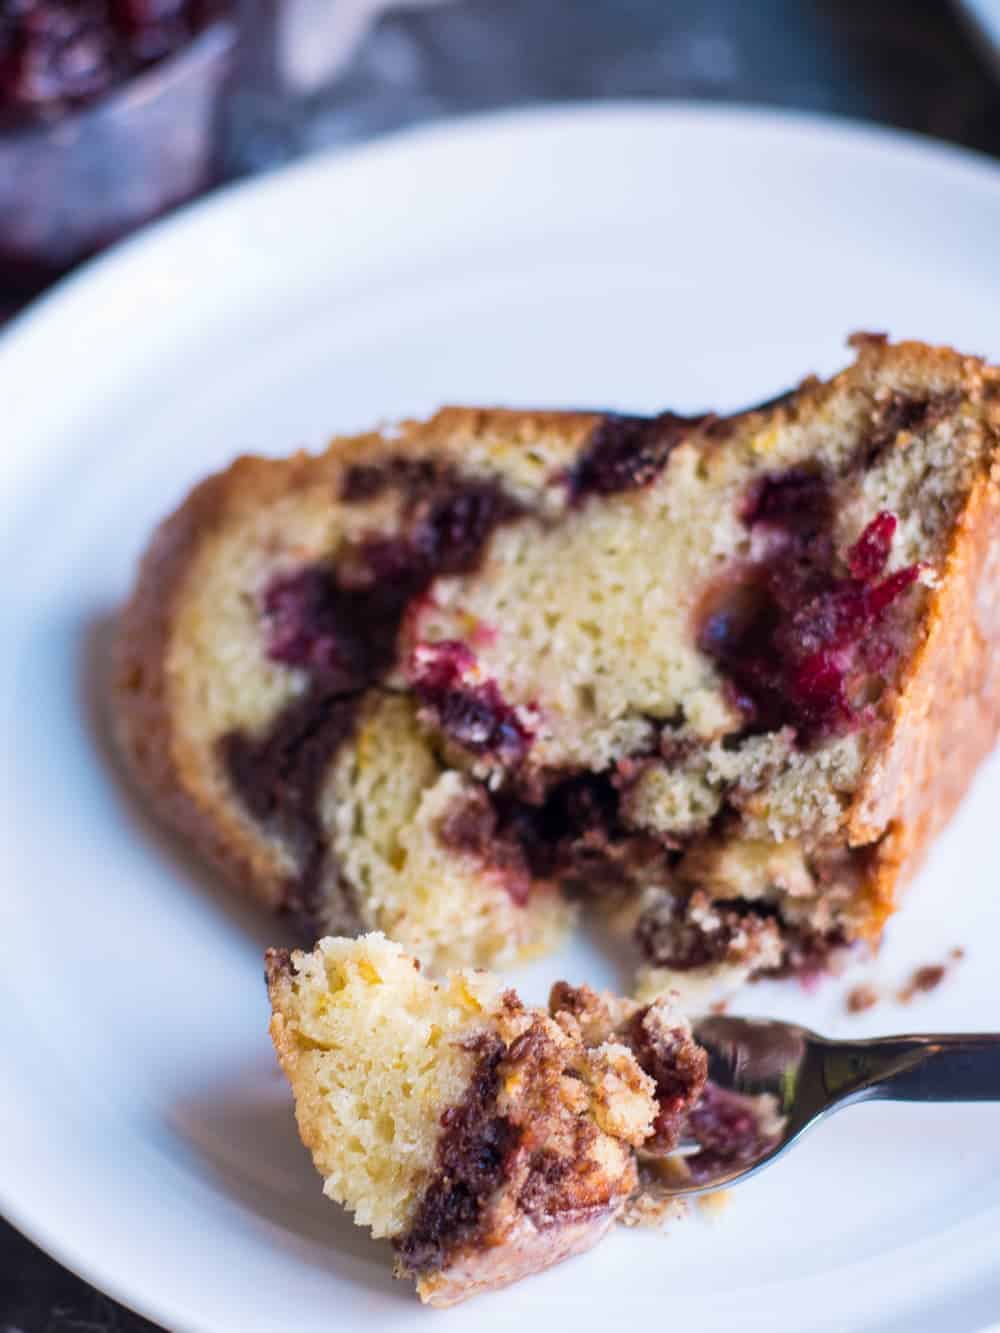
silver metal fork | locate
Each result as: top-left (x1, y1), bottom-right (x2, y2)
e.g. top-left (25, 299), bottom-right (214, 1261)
top-left (662, 1014), bottom-right (1000, 1195)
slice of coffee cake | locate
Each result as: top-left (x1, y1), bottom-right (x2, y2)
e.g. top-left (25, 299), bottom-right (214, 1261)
top-left (265, 933), bottom-right (705, 1306)
top-left (115, 336), bottom-right (1000, 990)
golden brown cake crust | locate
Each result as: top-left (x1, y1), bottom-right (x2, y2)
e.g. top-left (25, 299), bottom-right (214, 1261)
top-left (415, 1210), bottom-right (620, 1308)
top-left (854, 464), bottom-right (1000, 933)
top-left (831, 339), bottom-right (1000, 933)
top-left (111, 459), bottom-right (284, 904)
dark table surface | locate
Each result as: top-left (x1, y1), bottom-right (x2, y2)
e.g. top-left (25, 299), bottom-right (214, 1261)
top-left (2, 0), bottom-right (998, 1328)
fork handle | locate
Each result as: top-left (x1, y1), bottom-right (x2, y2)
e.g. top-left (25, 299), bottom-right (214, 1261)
top-left (826, 1034), bottom-right (1000, 1104)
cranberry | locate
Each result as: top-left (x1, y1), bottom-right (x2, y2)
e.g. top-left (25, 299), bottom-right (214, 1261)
top-left (0, 2), bottom-right (115, 109)
top-left (262, 565), bottom-right (412, 695)
top-left (260, 469), bottom-right (523, 717)
top-left (862, 562), bottom-right (920, 617)
top-left (847, 510), bottom-right (896, 580)
top-left (700, 477), bottom-right (921, 744)
top-left (416, 485), bottom-right (521, 574)
top-left (0, 0), bottom-right (209, 116)
top-left (789, 650), bottom-right (851, 729)
top-left (264, 568), bottom-right (365, 689)
top-left (742, 467), bottom-right (832, 535)
top-left (349, 476), bottom-right (520, 593)
top-left (410, 642), bottom-right (534, 766)
top-left (410, 640), bottom-right (476, 691)
top-left (569, 412), bottom-right (705, 501)
top-left (686, 1083), bottom-right (770, 1181)
top-left (355, 534), bottom-right (420, 584)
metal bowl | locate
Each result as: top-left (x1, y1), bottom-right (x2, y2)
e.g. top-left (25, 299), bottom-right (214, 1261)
top-left (0, 16), bottom-right (237, 284)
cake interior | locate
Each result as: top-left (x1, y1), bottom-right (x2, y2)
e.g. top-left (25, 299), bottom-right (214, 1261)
top-left (164, 341), bottom-right (997, 990)
top-left (267, 934), bottom-right (707, 1304)
top-left (266, 934), bottom-right (500, 1241)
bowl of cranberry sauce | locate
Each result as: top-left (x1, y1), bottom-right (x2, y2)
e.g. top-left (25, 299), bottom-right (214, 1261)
top-left (0, 0), bottom-right (235, 284)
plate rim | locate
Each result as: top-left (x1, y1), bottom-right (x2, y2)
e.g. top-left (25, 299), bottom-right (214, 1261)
top-left (5, 94), bottom-right (1000, 354)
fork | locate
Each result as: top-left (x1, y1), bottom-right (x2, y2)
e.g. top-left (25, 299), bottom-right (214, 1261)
top-left (661, 1014), bottom-right (1000, 1195)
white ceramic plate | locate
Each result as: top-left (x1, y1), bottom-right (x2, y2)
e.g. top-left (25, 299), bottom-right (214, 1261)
top-left (2, 105), bottom-right (1000, 1333)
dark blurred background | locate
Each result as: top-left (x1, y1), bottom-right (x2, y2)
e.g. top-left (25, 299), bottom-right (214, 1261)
top-left (1, 0), bottom-right (998, 1326)
top-left (274, 0), bottom-right (1000, 154)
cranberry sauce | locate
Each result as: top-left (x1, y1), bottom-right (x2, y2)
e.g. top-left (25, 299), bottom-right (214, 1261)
top-left (699, 468), bottom-right (920, 743)
top-left (220, 461), bottom-right (525, 921)
top-left (410, 641), bottom-right (534, 768)
top-left (0, 1), bottom-right (220, 119)
top-left (568, 411), bottom-right (707, 502)
top-left (684, 1082), bottom-right (781, 1185)
top-left (263, 565), bottom-right (410, 693)
top-left (259, 464), bottom-right (523, 697)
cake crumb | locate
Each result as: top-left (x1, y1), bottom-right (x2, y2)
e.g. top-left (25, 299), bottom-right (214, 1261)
top-left (622, 1156), bottom-right (692, 1229)
top-left (709, 999), bottom-right (729, 1015)
top-left (623, 1163), bottom-right (690, 1229)
top-left (697, 1190), bottom-right (731, 1219)
top-left (846, 983), bottom-right (879, 1015)
top-left (621, 1192), bottom-right (688, 1229)
top-left (949, 946), bottom-right (966, 962)
top-left (897, 963), bottom-right (947, 1004)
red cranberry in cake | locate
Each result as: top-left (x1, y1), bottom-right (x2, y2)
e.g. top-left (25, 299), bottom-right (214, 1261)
top-left (262, 567), bottom-right (377, 690)
top-left (847, 509), bottom-right (897, 580)
top-left (114, 337), bottom-right (1000, 994)
top-left (0, 0), bottom-right (219, 119)
top-left (567, 411), bottom-right (706, 500)
top-left (699, 491), bottom-right (922, 741)
top-left (409, 640), bottom-right (535, 767)
top-left (683, 1083), bottom-right (783, 1185)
